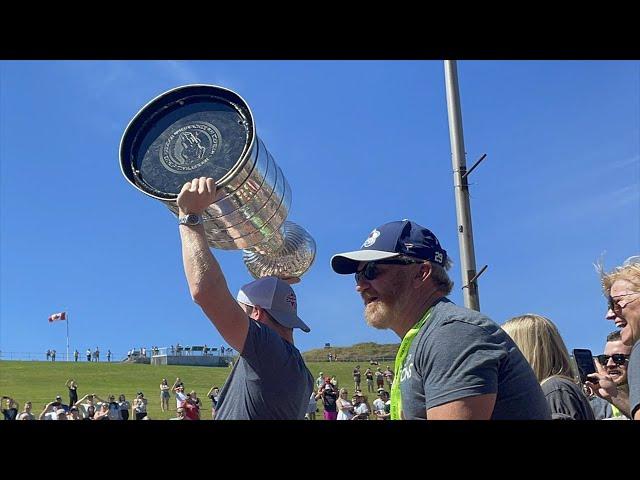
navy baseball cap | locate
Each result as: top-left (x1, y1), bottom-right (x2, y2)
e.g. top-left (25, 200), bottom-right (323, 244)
top-left (331, 220), bottom-right (448, 274)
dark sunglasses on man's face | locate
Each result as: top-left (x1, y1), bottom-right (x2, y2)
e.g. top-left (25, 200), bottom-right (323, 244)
top-left (355, 257), bottom-right (425, 283)
top-left (596, 354), bottom-right (630, 366)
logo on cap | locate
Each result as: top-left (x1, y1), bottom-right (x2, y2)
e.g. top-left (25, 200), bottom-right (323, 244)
top-left (362, 229), bottom-right (380, 248)
top-left (285, 292), bottom-right (297, 309)
top-left (434, 251), bottom-right (443, 264)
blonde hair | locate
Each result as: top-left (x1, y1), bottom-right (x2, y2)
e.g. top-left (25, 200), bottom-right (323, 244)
top-left (502, 314), bottom-right (574, 383)
top-left (596, 256), bottom-right (640, 295)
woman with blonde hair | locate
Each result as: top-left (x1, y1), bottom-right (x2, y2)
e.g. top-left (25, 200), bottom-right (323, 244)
top-left (336, 388), bottom-right (354, 420)
top-left (502, 314), bottom-right (595, 420)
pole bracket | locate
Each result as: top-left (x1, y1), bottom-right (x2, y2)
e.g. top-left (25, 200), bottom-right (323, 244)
top-left (461, 154), bottom-right (487, 180)
top-left (462, 264), bottom-right (488, 290)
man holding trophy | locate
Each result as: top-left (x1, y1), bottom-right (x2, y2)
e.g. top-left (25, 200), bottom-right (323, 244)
top-left (121, 85), bottom-right (318, 419)
top-left (176, 177), bottom-right (313, 420)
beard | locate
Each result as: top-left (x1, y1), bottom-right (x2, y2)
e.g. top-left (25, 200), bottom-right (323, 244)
top-left (363, 279), bottom-right (412, 330)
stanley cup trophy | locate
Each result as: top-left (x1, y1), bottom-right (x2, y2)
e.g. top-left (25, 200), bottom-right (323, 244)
top-left (119, 84), bottom-right (316, 280)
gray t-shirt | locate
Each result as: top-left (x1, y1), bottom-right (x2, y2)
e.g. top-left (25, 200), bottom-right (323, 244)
top-left (400, 298), bottom-right (551, 420)
top-left (589, 394), bottom-right (614, 420)
top-left (629, 340), bottom-right (640, 419)
top-left (214, 320), bottom-right (313, 420)
top-left (540, 376), bottom-right (595, 420)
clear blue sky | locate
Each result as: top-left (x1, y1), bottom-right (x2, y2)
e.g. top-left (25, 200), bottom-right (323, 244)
top-left (1, 60), bottom-right (638, 360)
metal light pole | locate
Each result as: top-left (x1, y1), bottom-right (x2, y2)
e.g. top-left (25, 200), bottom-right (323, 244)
top-left (444, 60), bottom-right (485, 311)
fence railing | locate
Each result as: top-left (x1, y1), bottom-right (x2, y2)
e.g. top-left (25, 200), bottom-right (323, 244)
top-left (302, 356), bottom-right (396, 364)
top-left (0, 347), bottom-right (236, 363)
top-left (2, 352), bottom-right (392, 364)
top-left (0, 351), bottom-right (129, 362)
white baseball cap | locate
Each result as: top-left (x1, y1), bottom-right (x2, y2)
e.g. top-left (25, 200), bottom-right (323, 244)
top-left (237, 276), bottom-right (310, 333)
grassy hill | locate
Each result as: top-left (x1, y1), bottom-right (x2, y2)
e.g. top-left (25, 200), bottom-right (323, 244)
top-left (0, 357), bottom-right (392, 420)
top-left (302, 342), bottom-right (399, 363)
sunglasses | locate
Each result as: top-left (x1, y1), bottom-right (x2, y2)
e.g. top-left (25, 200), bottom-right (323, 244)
top-left (607, 292), bottom-right (640, 312)
top-left (355, 257), bottom-right (425, 283)
top-left (596, 354), bottom-right (630, 366)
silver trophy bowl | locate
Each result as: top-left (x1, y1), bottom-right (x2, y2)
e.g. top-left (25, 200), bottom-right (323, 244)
top-left (119, 84), bottom-right (316, 279)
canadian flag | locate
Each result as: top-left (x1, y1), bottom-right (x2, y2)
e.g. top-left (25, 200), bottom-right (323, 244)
top-left (48, 312), bottom-right (67, 322)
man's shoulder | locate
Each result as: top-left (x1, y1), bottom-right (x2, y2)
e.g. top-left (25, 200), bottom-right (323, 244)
top-left (429, 299), bottom-right (499, 333)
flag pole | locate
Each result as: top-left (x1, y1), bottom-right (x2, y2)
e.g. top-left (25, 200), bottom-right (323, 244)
top-left (66, 311), bottom-right (70, 362)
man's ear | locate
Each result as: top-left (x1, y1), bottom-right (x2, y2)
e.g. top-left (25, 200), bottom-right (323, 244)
top-left (415, 262), bottom-right (433, 285)
top-left (251, 304), bottom-right (264, 320)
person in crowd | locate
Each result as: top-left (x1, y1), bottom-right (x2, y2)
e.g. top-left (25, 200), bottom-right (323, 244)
top-left (316, 378), bottom-right (338, 420)
top-left (1, 396), bottom-right (19, 420)
top-left (53, 408), bottom-right (67, 420)
top-left (74, 349), bottom-right (79, 362)
top-left (175, 175), bottom-right (313, 420)
top-left (352, 391), bottom-right (370, 420)
top-left (383, 365), bottom-right (394, 389)
top-left (94, 347), bottom-right (100, 362)
top-left (52, 394), bottom-right (69, 413)
top-left (38, 401), bottom-right (61, 420)
top-left (83, 405), bottom-right (96, 420)
top-left (86, 348), bottom-right (92, 362)
top-left (74, 393), bottom-right (105, 419)
top-left (118, 394), bottom-right (130, 421)
top-left (107, 350), bottom-right (112, 362)
top-left (207, 386), bottom-right (220, 419)
top-left (353, 365), bottom-right (362, 392)
top-left (65, 379), bottom-right (78, 407)
top-left (133, 392), bottom-right (148, 420)
top-left (172, 377), bottom-right (185, 388)
top-left (106, 395), bottom-right (122, 420)
top-left (587, 256), bottom-right (640, 420)
top-left (364, 368), bottom-right (374, 393)
top-left (373, 390), bottom-right (391, 420)
top-left (336, 388), bottom-right (354, 420)
top-left (588, 330), bottom-right (632, 419)
top-left (51, 350), bottom-right (56, 362)
top-left (305, 389), bottom-right (318, 420)
top-left (502, 314), bottom-right (595, 420)
top-left (160, 378), bottom-right (171, 412)
top-left (189, 390), bottom-right (202, 410)
top-left (174, 384), bottom-right (187, 410)
top-left (315, 371), bottom-right (325, 390)
top-left (170, 407), bottom-right (186, 420)
top-left (46, 349), bottom-right (51, 361)
top-left (17, 400), bottom-right (35, 420)
top-left (375, 367), bottom-right (385, 390)
top-left (330, 219), bottom-right (550, 419)
top-left (183, 392), bottom-right (201, 420)
top-left (93, 403), bottom-right (111, 420)
top-left (67, 406), bottom-right (81, 420)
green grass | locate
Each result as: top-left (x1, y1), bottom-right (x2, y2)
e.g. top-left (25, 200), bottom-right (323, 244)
top-left (0, 360), bottom-right (388, 419)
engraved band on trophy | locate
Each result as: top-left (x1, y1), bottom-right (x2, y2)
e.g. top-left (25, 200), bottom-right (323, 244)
top-left (119, 84), bottom-right (316, 280)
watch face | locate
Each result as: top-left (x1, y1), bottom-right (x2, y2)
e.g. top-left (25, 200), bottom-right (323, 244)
top-left (181, 214), bottom-right (201, 225)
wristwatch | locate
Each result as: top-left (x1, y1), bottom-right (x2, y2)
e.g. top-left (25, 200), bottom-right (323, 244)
top-left (178, 213), bottom-right (203, 226)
